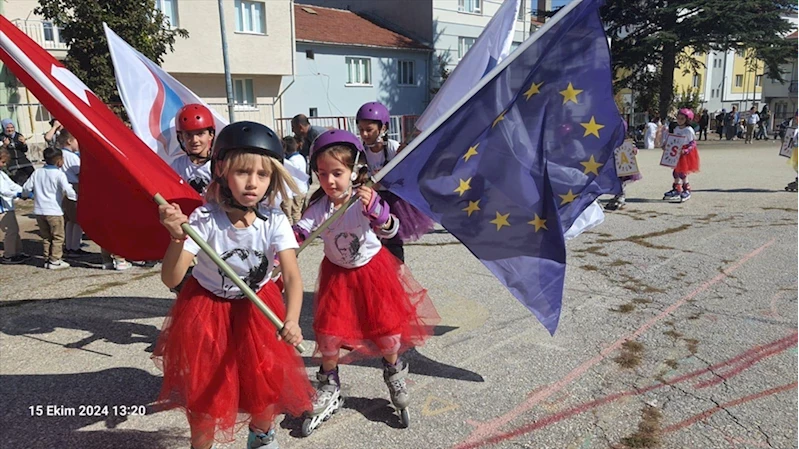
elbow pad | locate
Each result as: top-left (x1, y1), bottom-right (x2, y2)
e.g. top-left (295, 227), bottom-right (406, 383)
top-left (363, 192), bottom-right (391, 228)
top-left (293, 225), bottom-right (309, 244)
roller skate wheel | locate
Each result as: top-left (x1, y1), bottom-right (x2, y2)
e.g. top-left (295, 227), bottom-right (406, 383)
top-left (399, 408), bottom-right (410, 428)
top-left (301, 417), bottom-right (314, 437)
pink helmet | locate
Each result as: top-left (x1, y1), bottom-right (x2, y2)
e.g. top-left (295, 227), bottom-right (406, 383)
top-left (356, 102), bottom-right (390, 127)
top-left (310, 129), bottom-right (365, 171)
top-left (678, 108), bottom-right (694, 122)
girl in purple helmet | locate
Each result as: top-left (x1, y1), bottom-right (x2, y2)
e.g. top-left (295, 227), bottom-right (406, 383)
top-left (355, 101), bottom-right (435, 262)
top-left (294, 129), bottom-right (439, 430)
top-left (663, 108), bottom-right (701, 203)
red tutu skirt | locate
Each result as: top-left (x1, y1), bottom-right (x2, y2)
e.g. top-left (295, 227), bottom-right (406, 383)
top-left (313, 247), bottom-right (440, 359)
top-left (675, 146), bottom-right (700, 175)
top-left (152, 278), bottom-right (313, 443)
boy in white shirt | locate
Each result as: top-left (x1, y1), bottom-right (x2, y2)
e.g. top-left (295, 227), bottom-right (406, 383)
top-left (0, 148), bottom-right (29, 264)
top-left (56, 129), bottom-right (88, 257)
top-left (22, 147), bottom-right (77, 269)
top-left (280, 136), bottom-right (308, 224)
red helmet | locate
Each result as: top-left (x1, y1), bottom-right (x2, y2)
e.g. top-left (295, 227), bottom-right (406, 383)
top-left (176, 104), bottom-right (215, 132)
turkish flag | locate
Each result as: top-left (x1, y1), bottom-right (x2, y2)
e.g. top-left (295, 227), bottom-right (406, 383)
top-left (0, 16), bottom-right (202, 260)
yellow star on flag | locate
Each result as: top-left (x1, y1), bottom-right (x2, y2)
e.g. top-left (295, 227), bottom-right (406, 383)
top-left (524, 81), bottom-right (543, 100)
top-left (559, 82), bottom-right (583, 104)
top-left (528, 214), bottom-right (548, 232)
top-left (559, 189), bottom-right (579, 205)
top-left (490, 211), bottom-right (511, 230)
top-left (462, 144), bottom-right (479, 162)
top-left (580, 155), bottom-right (603, 175)
top-left (492, 111), bottom-right (506, 128)
top-left (580, 116), bottom-right (605, 138)
top-left (454, 178), bottom-right (472, 196)
top-left (462, 200), bottom-right (481, 217)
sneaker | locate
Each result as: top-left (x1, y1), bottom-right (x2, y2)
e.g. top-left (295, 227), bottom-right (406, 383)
top-left (1, 254), bottom-right (29, 264)
top-left (46, 260), bottom-right (70, 270)
top-left (247, 427), bottom-right (278, 449)
top-left (102, 261), bottom-right (132, 271)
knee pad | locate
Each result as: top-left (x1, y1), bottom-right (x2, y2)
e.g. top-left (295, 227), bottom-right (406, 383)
top-left (376, 334), bottom-right (401, 356)
top-left (317, 334), bottom-right (342, 357)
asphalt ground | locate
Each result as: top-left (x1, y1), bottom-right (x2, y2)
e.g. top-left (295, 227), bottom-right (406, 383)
top-left (0, 138), bottom-right (796, 449)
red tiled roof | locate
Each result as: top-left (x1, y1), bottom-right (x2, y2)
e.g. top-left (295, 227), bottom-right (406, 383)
top-left (294, 4), bottom-right (430, 51)
top-left (787, 31), bottom-right (798, 39)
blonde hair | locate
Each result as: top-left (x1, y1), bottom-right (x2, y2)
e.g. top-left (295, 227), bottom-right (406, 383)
top-left (205, 150), bottom-right (299, 210)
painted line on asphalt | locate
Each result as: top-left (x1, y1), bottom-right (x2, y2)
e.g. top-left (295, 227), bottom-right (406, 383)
top-left (453, 238), bottom-right (776, 449)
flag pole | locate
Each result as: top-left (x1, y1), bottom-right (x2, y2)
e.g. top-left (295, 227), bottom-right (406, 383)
top-left (154, 193), bottom-right (308, 354)
top-left (372, 0), bottom-right (585, 185)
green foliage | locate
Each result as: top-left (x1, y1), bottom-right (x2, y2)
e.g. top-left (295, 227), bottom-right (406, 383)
top-left (675, 86), bottom-right (701, 111)
top-left (601, 0), bottom-right (796, 118)
top-left (35, 0), bottom-right (188, 103)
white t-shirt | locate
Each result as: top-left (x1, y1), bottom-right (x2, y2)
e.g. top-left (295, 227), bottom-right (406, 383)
top-left (170, 155), bottom-right (212, 195)
top-left (60, 149), bottom-right (80, 185)
top-left (284, 153), bottom-right (309, 195)
top-left (184, 204), bottom-right (298, 299)
top-left (363, 139), bottom-right (399, 173)
top-left (747, 113), bottom-right (760, 125)
top-left (296, 197), bottom-right (382, 269)
top-left (672, 125), bottom-right (696, 144)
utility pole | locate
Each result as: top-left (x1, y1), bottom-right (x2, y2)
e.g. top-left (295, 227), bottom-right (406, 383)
top-left (218, 0), bottom-right (235, 123)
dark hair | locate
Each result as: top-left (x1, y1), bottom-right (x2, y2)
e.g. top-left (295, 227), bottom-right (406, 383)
top-left (55, 129), bottom-right (73, 148)
top-left (44, 147), bottom-right (63, 165)
top-left (282, 136), bottom-right (298, 154)
top-left (291, 114), bottom-right (310, 127)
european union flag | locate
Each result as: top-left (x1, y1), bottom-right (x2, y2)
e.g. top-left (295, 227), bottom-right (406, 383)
top-left (379, 0), bottom-right (624, 334)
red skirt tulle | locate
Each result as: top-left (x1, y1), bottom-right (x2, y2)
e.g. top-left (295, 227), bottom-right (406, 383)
top-left (313, 247), bottom-right (440, 360)
top-left (152, 278), bottom-right (313, 443)
top-left (675, 146), bottom-right (700, 174)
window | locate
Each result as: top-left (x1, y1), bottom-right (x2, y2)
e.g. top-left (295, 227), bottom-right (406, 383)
top-left (459, 36), bottom-right (476, 59)
top-left (755, 75), bottom-right (763, 87)
top-left (305, 49), bottom-right (314, 59)
top-left (735, 75), bottom-right (743, 87)
top-left (517, 2), bottom-right (525, 20)
top-left (309, 108), bottom-right (318, 117)
top-left (156, 0), bottom-right (179, 27)
top-left (346, 57), bottom-right (371, 85)
top-left (235, 0), bottom-right (266, 34)
top-left (692, 74), bottom-right (701, 88)
top-left (398, 60), bottom-right (415, 86)
top-left (458, 0), bottom-right (481, 14)
top-left (233, 78), bottom-right (255, 108)
top-left (42, 21), bottom-right (66, 44)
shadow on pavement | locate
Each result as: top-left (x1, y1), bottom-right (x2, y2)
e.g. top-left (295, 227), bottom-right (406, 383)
top-left (0, 367), bottom-right (183, 448)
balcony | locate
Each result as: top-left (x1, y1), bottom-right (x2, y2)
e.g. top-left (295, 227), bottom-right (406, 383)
top-left (12, 19), bottom-right (68, 53)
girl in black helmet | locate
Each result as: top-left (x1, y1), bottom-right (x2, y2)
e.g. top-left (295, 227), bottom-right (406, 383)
top-left (154, 121), bottom-right (314, 449)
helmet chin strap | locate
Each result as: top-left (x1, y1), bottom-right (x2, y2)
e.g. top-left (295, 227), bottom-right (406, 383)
top-left (364, 136), bottom-right (383, 149)
top-left (219, 181), bottom-right (269, 221)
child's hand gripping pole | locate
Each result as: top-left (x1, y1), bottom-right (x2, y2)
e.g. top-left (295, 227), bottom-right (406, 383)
top-left (270, 179), bottom-right (374, 279)
top-left (154, 193), bottom-right (308, 354)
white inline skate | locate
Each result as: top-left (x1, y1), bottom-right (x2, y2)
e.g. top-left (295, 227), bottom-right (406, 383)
top-left (383, 357), bottom-right (411, 428)
top-left (301, 366), bottom-right (342, 437)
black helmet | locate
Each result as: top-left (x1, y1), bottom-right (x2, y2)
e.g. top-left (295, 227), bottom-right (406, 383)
top-left (211, 121), bottom-right (284, 172)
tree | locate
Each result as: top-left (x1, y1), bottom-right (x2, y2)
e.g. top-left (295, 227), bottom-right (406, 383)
top-left (601, 0), bottom-right (796, 119)
top-left (35, 0), bottom-right (188, 104)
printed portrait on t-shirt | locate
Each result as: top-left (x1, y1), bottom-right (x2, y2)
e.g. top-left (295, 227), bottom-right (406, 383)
top-left (334, 232), bottom-right (361, 265)
top-left (189, 176), bottom-right (209, 194)
top-left (216, 248), bottom-right (270, 297)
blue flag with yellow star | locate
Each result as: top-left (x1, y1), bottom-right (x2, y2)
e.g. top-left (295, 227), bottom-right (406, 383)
top-left (379, 0), bottom-right (623, 334)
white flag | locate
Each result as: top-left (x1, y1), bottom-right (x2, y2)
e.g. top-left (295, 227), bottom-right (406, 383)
top-left (416, 0), bottom-right (521, 131)
top-left (104, 24), bottom-right (228, 164)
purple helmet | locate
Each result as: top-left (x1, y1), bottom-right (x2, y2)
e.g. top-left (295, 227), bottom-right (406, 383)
top-left (356, 102), bottom-right (390, 127)
top-left (310, 129), bottom-right (365, 170)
